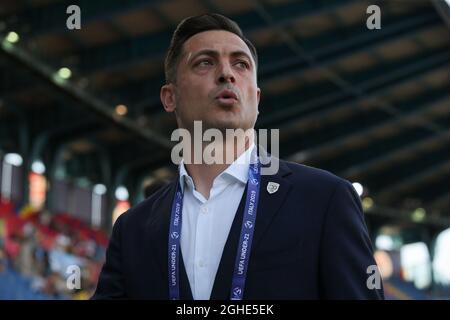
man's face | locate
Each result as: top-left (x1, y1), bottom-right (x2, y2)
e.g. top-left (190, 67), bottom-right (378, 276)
top-left (161, 30), bottom-right (260, 133)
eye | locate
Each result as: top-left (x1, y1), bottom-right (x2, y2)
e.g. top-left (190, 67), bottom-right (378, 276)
top-left (196, 59), bottom-right (213, 67)
top-left (235, 60), bottom-right (250, 69)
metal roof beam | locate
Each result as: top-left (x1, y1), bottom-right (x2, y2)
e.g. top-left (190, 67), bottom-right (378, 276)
top-left (288, 92), bottom-right (450, 164)
top-left (0, 34), bottom-right (172, 150)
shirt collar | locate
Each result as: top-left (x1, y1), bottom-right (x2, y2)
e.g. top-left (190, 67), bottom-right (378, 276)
top-left (178, 143), bottom-right (255, 193)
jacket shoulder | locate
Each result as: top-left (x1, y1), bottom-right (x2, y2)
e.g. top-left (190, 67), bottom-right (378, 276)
top-left (115, 181), bottom-right (174, 226)
top-left (280, 159), bottom-right (349, 187)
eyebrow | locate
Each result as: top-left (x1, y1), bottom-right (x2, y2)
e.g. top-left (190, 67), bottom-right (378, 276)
top-left (188, 49), bottom-right (253, 66)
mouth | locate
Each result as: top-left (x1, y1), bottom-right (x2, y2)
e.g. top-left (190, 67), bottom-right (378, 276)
top-left (215, 89), bottom-right (238, 105)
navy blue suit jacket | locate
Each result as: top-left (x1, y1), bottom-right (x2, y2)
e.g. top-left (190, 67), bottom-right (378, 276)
top-left (93, 156), bottom-right (384, 299)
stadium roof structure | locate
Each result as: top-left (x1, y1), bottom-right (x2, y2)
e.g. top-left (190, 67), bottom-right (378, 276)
top-left (0, 0), bottom-right (449, 225)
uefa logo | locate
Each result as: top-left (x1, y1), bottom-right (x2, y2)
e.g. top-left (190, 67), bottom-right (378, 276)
top-left (251, 178), bottom-right (258, 185)
top-left (171, 231), bottom-right (179, 239)
top-left (244, 221), bottom-right (253, 229)
top-left (232, 286), bottom-right (242, 298)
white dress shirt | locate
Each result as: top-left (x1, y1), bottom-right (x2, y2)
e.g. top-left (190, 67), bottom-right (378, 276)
top-left (178, 144), bottom-right (255, 300)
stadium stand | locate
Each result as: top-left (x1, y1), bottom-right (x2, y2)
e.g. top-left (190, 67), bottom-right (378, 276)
top-left (0, 199), bottom-right (106, 299)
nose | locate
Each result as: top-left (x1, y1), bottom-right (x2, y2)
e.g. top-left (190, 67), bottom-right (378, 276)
top-left (217, 62), bottom-right (236, 84)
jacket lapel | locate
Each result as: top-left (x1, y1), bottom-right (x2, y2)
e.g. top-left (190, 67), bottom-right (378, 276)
top-left (252, 159), bottom-right (292, 251)
top-left (146, 177), bottom-right (193, 300)
top-left (210, 152), bottom-right (293, 299)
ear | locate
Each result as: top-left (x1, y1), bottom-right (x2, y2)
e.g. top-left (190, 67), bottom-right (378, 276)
top-left (256, 87), bottom-right (261, 105)
top-left (160, 84), bottom-right (176, 113)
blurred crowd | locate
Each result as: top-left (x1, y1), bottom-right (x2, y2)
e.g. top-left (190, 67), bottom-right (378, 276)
top-left (0, 200), bottom-right (108, 299)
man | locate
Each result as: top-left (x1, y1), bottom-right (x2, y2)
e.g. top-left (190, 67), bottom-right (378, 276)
top-left (93, 13), bottom-right (384, 300)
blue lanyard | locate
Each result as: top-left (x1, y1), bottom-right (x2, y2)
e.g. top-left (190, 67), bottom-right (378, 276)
top-left (168, 150), bottom-right (261, 300)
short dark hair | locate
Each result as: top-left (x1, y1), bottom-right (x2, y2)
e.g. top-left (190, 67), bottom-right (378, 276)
top-left (164, 13), bottom-right (258, 84)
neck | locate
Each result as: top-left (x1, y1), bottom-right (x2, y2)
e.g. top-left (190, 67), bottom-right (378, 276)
top-left (184, 135), bottom-right (253, 199)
